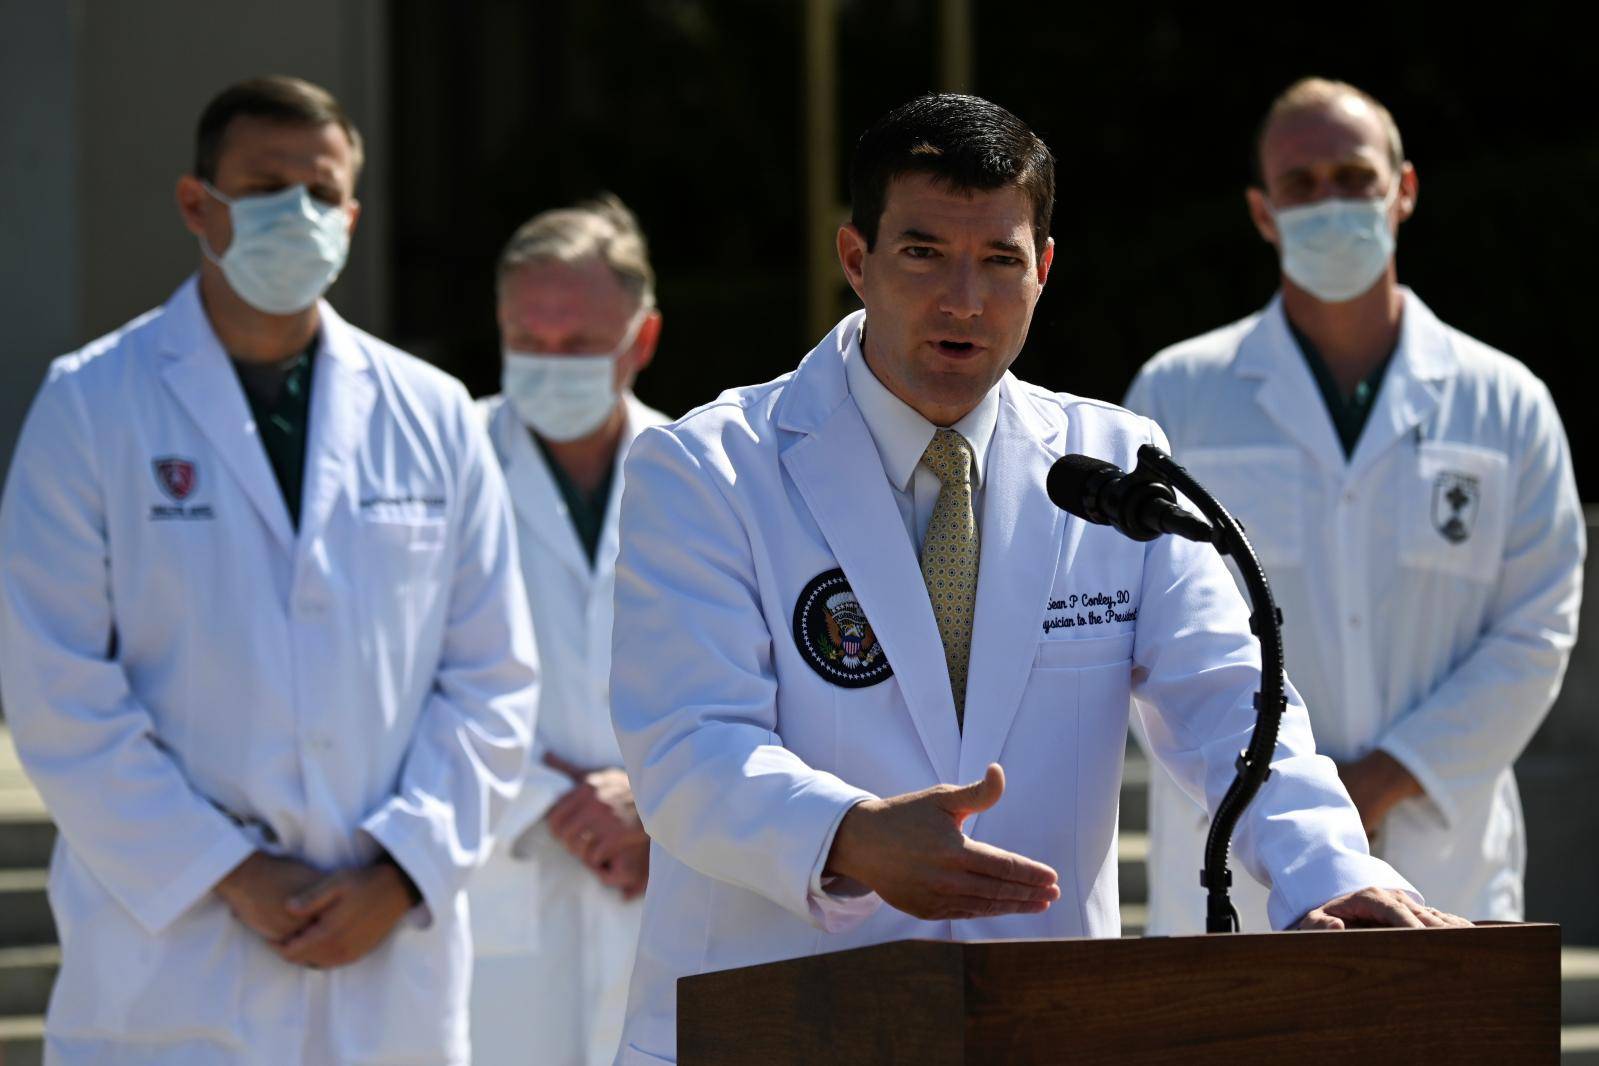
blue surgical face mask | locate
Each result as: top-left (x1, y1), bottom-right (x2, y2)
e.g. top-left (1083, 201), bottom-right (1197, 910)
top-left (200, 183), bottom-right (351, 315)
top-left (1270, 177), bottom-right (1400, 303)
top-left (501, 309), bottom-right (647, 442)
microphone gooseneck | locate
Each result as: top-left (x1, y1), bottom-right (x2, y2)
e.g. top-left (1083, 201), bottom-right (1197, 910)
top-left (1046, 445), bottom-right (1287, 934)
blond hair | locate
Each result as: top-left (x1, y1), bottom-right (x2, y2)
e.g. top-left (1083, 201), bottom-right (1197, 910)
top-left (496, 192), bottom-right (656, 310)
top-left (1254, 77), bottom-right (1404, 184)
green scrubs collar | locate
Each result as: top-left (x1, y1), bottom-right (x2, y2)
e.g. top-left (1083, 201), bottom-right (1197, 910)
top-left (534, 434), bottom-right (614, 567)
top-left (1287, 320), bottom-right (1394, 460)
top-left (233, 338), bottom-right (317, 529)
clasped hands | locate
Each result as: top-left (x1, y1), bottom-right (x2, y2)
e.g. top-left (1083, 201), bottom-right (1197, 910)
top-left (539, 752), bottom-right (650, 901)
top-left (215, 851), bottom-right (416, 969)
top-left (825, 762), bottom-right (1471, 931)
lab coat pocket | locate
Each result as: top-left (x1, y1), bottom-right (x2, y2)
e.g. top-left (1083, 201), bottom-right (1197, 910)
top-left (1176, 446), bottom-right (1305, 568)
top-left (362, 513), bottom-right (448, 551)
top-left (360, 513), bottom-right (449, 588)
top-left (1034, 632), bottom-right (1136, 670)
top-left (1399, 442), bottom-right (1510, 582)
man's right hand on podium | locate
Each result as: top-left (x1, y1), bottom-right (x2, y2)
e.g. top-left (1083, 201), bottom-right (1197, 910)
top-left (823, 763), bottom-right (1062, 921)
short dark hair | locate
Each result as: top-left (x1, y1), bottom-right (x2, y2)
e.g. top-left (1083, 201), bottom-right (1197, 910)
top-left (850, 94), bottom-right (1054, 256)
top-left (193, 75), bottom-right (364, 183)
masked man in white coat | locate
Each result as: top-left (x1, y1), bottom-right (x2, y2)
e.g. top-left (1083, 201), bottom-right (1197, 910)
top-left (469, 196), bottom-right (668, 1066)
top-left (608, 93), bottom-right (1469, 1065)
top-left (1131, 78), bottom-right (1585, 935)
top-left (0, 77), bottom-right (538, 1065)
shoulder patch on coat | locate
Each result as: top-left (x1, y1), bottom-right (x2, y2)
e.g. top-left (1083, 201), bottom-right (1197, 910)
top-left (792, 568), bottom-right (893, 688)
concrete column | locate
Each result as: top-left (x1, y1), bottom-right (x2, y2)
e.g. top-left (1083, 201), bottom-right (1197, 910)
top-left (803, 0), bottom-right (839, 343)
top-left (0, 0), bottom-right (392, 479)
top-left (939, 0), bottom-right (972, 93)
top-left (0, 0), bottom-right (81, 468)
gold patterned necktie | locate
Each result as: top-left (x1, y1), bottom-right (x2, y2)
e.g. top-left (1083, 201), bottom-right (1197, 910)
top-left (919, 428), bottom-right (980, 731)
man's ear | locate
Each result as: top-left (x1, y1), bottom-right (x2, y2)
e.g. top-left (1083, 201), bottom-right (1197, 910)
top-left (630, 310), bottom-right (662, 376)
top-left (1036, 237), bottom-right (1054, 286)
top-left (837, 223), bottom-right (870, 302)
top-left (1244, 186), bottom-right (1278, 246)
top-left (176, 175), bottom-right (210, 238)
top-left (1396, 162), bottom-right (1418, 226)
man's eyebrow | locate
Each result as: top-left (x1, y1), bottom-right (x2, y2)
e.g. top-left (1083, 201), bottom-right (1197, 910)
top-left (895, 228), bottom-right (946, 244)
top-left (988, 237), bottom-right (1026, 255)
top-left (1275, 155), bottom-right (1380, 183)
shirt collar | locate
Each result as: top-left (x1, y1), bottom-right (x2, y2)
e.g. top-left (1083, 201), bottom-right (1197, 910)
top-left (842, 318), bottom-right (999, 493)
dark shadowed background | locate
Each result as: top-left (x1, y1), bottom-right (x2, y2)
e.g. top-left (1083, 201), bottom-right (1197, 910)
top-left (383, 3), bottom-right (1595, 502)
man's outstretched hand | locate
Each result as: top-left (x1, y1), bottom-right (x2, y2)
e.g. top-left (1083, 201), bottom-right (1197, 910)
top-left (1296, 887), bottom-right (1473, 930)
top-left (824, 763), bottom-right (1060, 921)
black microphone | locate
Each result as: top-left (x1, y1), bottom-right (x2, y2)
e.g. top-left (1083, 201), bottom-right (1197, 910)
top-left (1047, 453), bottom-right (1215, 543)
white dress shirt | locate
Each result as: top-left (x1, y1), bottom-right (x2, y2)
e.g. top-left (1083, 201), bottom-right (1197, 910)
top-left (842, 321), bottom-right (999, 547)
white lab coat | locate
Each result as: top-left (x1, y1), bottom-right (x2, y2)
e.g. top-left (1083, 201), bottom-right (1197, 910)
top-left (1128, 290), bottom-right (1584, 934)
top-left (607, 312), bottom-right (1414, 1064)
top-left (0, 278), bottom-right (539, 1065)
top-left (468, 393), bottom-right (667, 1066)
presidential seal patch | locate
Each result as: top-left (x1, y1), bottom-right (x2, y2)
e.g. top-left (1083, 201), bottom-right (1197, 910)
top-left (792, 568), bottom-right (893, 687)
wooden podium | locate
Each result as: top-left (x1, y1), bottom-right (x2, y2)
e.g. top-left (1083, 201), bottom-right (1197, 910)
top-left (678, 924), bottom-right (1558, 1064)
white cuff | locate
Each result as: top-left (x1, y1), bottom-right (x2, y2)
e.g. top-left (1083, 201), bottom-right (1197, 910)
top-left (803, 795), bottom-right (882, 933)
top-left (137, 828), bottom-right (257, 936)
top-left (360, 810), bottom-right (451, 931)
top-left (1270, 850), bottom-right (1420, 931)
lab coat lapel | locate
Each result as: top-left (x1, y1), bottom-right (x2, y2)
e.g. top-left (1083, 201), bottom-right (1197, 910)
top-left (1236, 297), bottom-right (1345, 476)
top-left (496, 402), bottom-right (591, 581)
top-left (957, 377), bottom-right (1065, 786)
top-left (297, 304), bottom-right (376, 550)
top-left (779, 317), bottom-right (960, 782)
top-left (1346, 291), bottom-right (1451, 479)
top-left (594, 395), bottom-right (665, 584)
top-left (157, 278), bottom-right (295, 551)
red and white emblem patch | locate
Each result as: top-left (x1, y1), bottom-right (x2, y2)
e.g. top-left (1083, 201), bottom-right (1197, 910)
top-left (153, 457), bottom-right (198, 502)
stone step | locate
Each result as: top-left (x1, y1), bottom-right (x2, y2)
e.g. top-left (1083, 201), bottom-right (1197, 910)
top-left (0, 947), bottom-right (56, 1020)
top-left (1119, 750), bottom-right (1149, 831)
top-left (0, 819), bottom-right (54, 873)
top-left (1118, 831), bottom-right (1147, 905)
top-left (1567, 948), bottom-right (1599, 1027)
top-left (0, 871), bottom-right (53, 950)
top-left (0, 1014), bottom-right (43, 1066)
top-left (1564, 1024), bottom-right (1599, 1064)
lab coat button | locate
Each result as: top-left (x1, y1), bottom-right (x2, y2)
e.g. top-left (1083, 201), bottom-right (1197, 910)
top-left (1342, 490), bottom-right (1357, 504)
top-left (1348, 614), bottom-right (1361, 628)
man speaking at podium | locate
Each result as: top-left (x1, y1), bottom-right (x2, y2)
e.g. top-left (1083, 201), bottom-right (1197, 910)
top-left (607, 94), bottom-right (1465, 1064)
